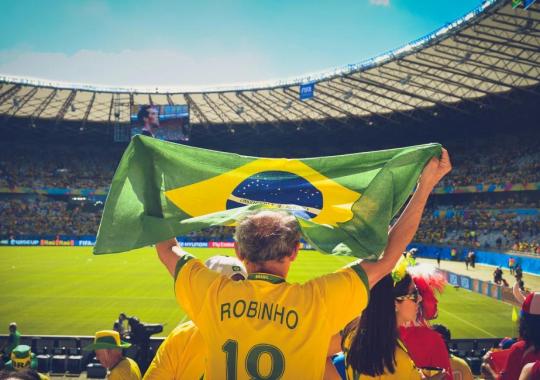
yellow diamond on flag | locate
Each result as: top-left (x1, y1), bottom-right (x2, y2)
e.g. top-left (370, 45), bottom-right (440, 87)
top-left (165, 158), bottom-right (361, 226)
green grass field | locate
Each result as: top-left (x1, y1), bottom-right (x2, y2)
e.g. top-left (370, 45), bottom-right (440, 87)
top-left (0, 247), bottom-right (515, 339)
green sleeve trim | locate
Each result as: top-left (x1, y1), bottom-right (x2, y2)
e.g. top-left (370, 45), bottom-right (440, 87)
top-left (348, 262), bottom-right (370, 305)
top-left (174, 254), bottom-right (195, 281)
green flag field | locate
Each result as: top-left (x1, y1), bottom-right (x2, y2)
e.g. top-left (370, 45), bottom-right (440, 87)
top-left (1, 246), bottom-right (515, 339)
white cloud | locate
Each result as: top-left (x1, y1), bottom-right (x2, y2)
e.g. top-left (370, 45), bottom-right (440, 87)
top-left (0, 48), bottom-right (277, 90)
top-left (369, 0), bottom-right (390, 6)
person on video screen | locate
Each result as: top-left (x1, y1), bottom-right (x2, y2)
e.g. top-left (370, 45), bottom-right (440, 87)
top-left (137, 105), bottom-right (159, 138)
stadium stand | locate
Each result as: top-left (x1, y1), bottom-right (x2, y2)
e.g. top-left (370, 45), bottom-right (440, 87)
top-left (1, 133), bottom-right (538, 255)
top-left (0, 0), bottom-right (539, 378)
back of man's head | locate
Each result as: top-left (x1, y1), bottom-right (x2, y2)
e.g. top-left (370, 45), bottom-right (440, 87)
top-left (234, 211), bottom-right (300, 264)
top-left (432, 324), bottom-right (451, 351)
top-left (137, 105), bottom-right (152, 124)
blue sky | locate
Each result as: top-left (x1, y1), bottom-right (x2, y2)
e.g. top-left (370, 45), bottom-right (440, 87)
top-left (0, 0), bottom-right (482, 88)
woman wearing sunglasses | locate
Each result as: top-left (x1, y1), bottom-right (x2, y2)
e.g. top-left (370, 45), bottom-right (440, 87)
top-left (336, 270), bottom-right (446, 380)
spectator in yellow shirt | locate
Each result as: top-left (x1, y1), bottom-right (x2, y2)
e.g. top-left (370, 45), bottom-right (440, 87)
top-left (83, 330), bottom-right (141, 380)
top-left (144, 256), bottom-right (248, 380)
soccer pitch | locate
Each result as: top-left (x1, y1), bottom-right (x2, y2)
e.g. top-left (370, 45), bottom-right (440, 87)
top-left (0, 247), bottom-right (515, 339)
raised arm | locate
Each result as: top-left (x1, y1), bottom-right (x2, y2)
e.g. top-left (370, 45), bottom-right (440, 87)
top-left (156, 238), bottom-right (189, 277)
top-left (360, 149), bottom-right (452, 288)
top-left (513, 281), bottom-right (526, 305)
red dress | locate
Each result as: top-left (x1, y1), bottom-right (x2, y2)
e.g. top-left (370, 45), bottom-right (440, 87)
top-left (497, 340), bottom-right (540, 380)
top-left (400, 326), bottom-right (452, 380)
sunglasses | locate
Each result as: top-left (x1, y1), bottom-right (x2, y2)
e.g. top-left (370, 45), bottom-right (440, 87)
top-left (395, 288), bottom-right (421, 303)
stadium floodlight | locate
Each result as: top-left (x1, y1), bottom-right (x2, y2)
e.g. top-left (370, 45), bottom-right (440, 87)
top-left (518, 18), bottom-right (534, 32)
top-left (457, 52), bottom-right (472, 64)
top-left (400, 75), bottom-right (412, 85)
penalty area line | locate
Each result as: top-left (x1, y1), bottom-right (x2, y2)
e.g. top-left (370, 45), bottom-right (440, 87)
top-left (438, 306), bottom-right (497, 338)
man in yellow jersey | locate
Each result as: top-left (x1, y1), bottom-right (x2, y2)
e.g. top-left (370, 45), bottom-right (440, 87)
top-left (156, 150), bottom-right (451, 379)
top-left (83, 330), bottom-right (141, 380)
top-left (144, 255), bottom-right (248, 380)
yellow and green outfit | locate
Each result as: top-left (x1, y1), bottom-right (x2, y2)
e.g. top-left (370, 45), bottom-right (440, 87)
top-left (4, 345), bottom-right (49, 380)
top-left (449, 354), bottom-right (473, 380)
top-left (109, 357), bottom-right (141, 380)
top-left (342, 333), bottom-right (421, 380)
top-left (174, 254), bottom-right (369, 379)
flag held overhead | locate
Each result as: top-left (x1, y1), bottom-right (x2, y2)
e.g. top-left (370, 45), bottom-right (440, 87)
top-left (94, 135), bottom-right (441, 257)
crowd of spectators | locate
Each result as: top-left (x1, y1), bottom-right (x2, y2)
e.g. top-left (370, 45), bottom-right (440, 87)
top-left (1, 135), bottom-right (539, 191)
top-left (0, 144), bottom-right (120, 190)
top-left (415, 194), bottom-right (540, 254)
top-left (181, 226), bottom-right (235, 242)
top-left (440, 136), bottom-right (540, 187)
top-left (0, 137), bottom-right (539, 253)
top-left (0, 197), bottom-right (100, 237)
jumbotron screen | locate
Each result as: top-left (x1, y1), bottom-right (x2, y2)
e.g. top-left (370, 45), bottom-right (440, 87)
top-left (130, 104), bottom-right (190, 142)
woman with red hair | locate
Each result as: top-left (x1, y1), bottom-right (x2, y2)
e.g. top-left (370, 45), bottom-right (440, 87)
top-left (399, 263), bottom-right (452, 379)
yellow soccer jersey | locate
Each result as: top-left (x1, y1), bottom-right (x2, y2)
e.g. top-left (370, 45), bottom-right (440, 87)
top-left (449, 355), bottom-right (473, 380)
top-left (343, 334), bottom-right (420, 380)
top-left (174, 254), bottom-right (369, 380)
top-left (109, 357), bottom-right (141, 380)
top-left (144, 320), bottom-right (205, 380)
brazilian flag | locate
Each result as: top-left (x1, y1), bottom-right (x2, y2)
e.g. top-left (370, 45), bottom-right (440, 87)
top-left (94, 135), bottom-right (441, 257)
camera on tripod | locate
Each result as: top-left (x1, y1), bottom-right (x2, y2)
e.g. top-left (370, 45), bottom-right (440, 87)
top-left (126, 316), bottom-right (163, 344)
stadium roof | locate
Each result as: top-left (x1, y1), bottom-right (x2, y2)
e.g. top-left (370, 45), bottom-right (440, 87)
top-left (0, 0), bottom-right (539, 128)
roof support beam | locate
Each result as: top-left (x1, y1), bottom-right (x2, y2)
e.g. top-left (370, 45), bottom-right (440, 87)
top-left (458, 30), bottom-right (539, 53)
top-left (475, 21), bottom-right (539, 38)
top-left (218, 93), bottom-right (251, 125)
top-left (396, 59), bottom-right (511, 102)
top-left (250, 91), bottom-right (305, 128)
top-left (309, 86), bottom-right (365, 121)
top-left (107, 94), bottom-right (115, 123)
top-left (0, 85), bottom-right (22, 106)
top-left (31, 89), bottom-right (57, 120)
top-left (405, 54), bottom-right (539, 95)
top-left (418, 49), bottom-right (540, 83)
top-left (3, 87), bottom-right (38, 122)
top-left (282, 88), bottom-right (349, 124)
top-left (318, 81), bottom-right (405, 123)
top-left (264, 90), bottom-right (328, 128)
top-left (184, 94), bottom-right (211, 126)
top-left (351, 71), bottom-right (471, 114)
top-left (344, 74), bottom-right (437, 109)
top-left (236, 92), bottom-right (274, 125)
top-left (55, 90), bottom-right (77, 125)
top-left (490, 15), bottom-right (538, 33)
top-left (441, 38), bottom-right (539, 67)
top-left (496, 10), bottom-right (540, 23)
top-left (248, 91), bottom-right (295, 125)
top-left (202, 94), bottom-right (229, 125)
top-left (375, 66), bottom-right (485, 108)
top-left (328, 78), bottom-right (425, 120)
top-left (81, 92), bottom-right (96, 127)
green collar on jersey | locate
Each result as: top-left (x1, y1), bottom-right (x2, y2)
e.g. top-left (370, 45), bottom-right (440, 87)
top-left (247, 273), bottom-right (286, 284)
